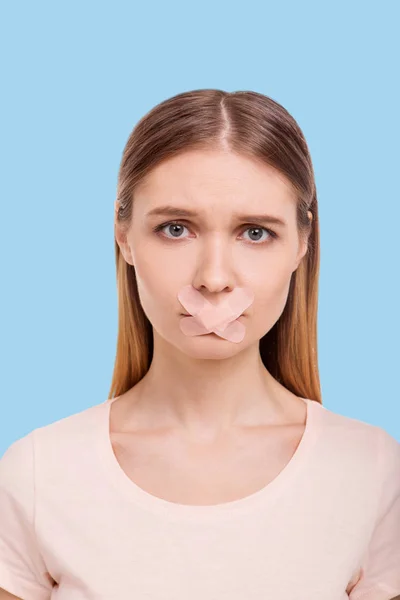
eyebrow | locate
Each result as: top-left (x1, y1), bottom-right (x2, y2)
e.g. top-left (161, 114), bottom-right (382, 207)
top-left (145, 205), bottom-right (287, 227)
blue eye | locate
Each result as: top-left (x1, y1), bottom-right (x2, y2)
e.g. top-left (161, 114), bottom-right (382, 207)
top-left (153, 221), bottom-right (278, 245)
top-left (157, 222), bottom-right (190, 239)
top-left (241, 227), bottom-right (274, 244)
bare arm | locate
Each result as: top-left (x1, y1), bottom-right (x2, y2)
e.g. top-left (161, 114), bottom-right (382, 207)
top-left (0, 589), bottom-right (23, 599)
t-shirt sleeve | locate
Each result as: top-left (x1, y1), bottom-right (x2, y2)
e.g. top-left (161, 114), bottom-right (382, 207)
top-left (0, 431), bottom-right (55, 599)
top-left (348, 426), bottom-right (400, 600)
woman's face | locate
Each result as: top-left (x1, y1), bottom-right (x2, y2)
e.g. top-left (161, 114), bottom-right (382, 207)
top-left (115, 149), bottom-right (308, 358)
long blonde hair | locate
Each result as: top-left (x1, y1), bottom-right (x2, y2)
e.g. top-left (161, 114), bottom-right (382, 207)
top-left (109, 89), bottom-right (321, 404)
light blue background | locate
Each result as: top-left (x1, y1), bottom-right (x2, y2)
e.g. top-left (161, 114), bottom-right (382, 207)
top-left (1, 1), bottom-right (399, 454)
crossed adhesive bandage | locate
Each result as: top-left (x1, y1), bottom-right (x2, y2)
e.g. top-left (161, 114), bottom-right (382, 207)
top-left (178, 285), bottom-right (254, 344)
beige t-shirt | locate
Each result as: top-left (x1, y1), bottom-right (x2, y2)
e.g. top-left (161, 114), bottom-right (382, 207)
top-left (0, 397), bottom-right (399, 600)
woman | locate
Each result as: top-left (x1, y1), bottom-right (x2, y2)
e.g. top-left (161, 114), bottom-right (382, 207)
top-left (1, 89), bottom-right (399, 600)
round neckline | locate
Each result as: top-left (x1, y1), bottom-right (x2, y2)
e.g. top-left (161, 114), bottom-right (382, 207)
top-left (97, 396), bottom-right (322, 521)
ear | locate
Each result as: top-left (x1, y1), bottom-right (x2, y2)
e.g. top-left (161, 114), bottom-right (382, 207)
top-left (292, 211), bottom-right (313, 272)
top-left (115, 227), bottom-right (134, 266)
top-left (114, 202), bottom-right (134, 266)
top-left (292, 237), bottom-right (309, 272)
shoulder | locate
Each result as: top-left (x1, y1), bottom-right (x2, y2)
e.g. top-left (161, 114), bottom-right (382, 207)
top-left (312, 401), bottom-right (399, 485)
top-left (0, 399), bottom-right (108, 485)
top-left (314, 400), bottom-right (396, 447)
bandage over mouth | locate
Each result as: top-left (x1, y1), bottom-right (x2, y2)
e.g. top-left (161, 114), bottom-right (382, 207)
top-left (177, 285), bottom-right (254, 343)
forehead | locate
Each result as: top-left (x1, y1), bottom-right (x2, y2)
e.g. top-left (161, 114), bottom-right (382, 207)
top-left (134, 149), bottom-right (296, 219)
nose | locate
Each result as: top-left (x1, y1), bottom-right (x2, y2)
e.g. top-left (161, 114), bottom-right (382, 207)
top-left (191, 236), bottom-right (237, 297)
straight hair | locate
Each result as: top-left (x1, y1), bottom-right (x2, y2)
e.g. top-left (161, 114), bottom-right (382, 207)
top-left (110, 89), bottom-right (321, 405)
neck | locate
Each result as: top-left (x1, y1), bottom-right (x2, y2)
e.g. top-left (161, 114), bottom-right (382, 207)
top-left (132, 333), bottom-right (291, 434)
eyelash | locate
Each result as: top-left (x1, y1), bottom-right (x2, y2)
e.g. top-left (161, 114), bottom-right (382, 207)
top-left (153, 220), bottom-right (278, 246)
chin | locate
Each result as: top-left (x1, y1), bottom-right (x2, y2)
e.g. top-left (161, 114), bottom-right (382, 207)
top-left (178, 341), bottom-right (243, 360)
top-left (180, 313), bottom-right (247, 318)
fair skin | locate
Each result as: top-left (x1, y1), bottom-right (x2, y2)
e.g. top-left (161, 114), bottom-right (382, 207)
top-left (110, 148), bottom-right (311, 505)
top-left (115, 149), bottom-right (308, 431)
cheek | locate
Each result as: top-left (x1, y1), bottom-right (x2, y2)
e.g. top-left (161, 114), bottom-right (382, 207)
top-left (249, 260), bottom-right (294, 330)
top-left (258, 277), bottom-right (292, 315)
top-left (132, 251), bottom-right (181, 323)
